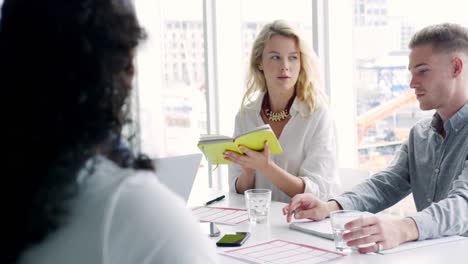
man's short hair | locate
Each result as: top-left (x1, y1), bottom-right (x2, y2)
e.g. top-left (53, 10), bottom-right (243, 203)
top-left (409, 23), bottom-right (468, 55)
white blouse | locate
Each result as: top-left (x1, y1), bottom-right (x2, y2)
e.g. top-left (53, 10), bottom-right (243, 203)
top-left (20, 156), bottom-right (217, 264)
top-left (228, 93), bottom-right (340, 203)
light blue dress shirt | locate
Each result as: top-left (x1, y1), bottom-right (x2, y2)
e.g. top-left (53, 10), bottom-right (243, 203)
top-left (335, 102), bottom-right (468, 240)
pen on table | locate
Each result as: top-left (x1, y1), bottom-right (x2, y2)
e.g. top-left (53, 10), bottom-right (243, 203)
top-left (205, 195), bottom-right (225, 206)
top-left (286, 208), bottom-right (297, 223)
top-left (291, 208), bottom-right (297, 218)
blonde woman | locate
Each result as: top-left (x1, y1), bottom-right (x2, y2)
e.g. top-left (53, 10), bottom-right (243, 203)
top-left (224, 20), bottom-right (339, 203)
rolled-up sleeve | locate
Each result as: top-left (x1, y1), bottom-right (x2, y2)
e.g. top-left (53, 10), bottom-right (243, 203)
top-left (334, 141), bottom-right (412, 212)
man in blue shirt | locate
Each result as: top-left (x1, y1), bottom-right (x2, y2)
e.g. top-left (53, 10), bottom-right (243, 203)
top-left (284, 23), bottom-right (468, 253)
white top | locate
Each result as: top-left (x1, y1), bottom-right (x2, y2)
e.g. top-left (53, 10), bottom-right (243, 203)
top-left (229, 93), bottom-right (340, 203)
top-left (20, 156), bottom-right (217, 264)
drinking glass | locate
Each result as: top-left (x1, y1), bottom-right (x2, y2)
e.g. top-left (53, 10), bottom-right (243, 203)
top-left (244, 189), bottom-right (272, 224)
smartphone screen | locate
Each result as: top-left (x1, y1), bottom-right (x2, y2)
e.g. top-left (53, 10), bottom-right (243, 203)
top-left (216, 232), bottom-right (250, 247)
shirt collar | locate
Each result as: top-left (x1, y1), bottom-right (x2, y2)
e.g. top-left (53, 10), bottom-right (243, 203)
top-left (447, 102), bottom-right (468, 132)
top-left (430, 113), bottom-right (444, 135)
top-left (432, 102), bottom-right (468, 134)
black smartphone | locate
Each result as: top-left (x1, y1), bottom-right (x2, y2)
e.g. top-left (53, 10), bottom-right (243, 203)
top-left (216, 232), bottom-right (250, 247)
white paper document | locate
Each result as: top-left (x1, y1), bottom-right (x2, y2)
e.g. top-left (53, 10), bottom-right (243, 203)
top-left (221, 239), bottom-right (344, 264)
top-left (289, 219), bottom-right (334, 240)
top-left (192, 206), bottom-right (249, 225)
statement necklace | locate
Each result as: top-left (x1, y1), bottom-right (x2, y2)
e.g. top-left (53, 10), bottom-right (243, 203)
top-left (262, 91), bottom-right (296, 122)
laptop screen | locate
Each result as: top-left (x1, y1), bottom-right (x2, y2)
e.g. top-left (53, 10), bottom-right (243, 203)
top-left (152, 153), bottom-right (202, 202)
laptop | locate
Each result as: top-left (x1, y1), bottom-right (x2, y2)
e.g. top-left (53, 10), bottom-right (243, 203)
top-left (153, 153), bottom-right (202, 202)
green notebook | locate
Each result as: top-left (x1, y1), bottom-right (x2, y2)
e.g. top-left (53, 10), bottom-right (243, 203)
top-left (197, 124), bottom-right (283, 165)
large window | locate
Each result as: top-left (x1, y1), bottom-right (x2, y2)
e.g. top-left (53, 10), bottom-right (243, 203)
top-left (344, 0), bottom-right (468, 215)
top-left (240, 0), bottom-right (314, 72)
top-left (134, 0), bottom-right (315, 192)
top-left (352, 0), bottom-right (435, 174)
top-left (135, 0), bottom-right (206, 158)
top-left (133, 0), bottom-right (466, 208)
top-left (134, 0), bottom-right (209, 194)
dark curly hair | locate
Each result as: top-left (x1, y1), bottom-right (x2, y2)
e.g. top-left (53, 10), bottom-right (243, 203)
top-left (1, 0), bottom-right (146, 262)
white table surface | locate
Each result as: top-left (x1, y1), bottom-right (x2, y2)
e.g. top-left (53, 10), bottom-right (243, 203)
top-left (189, 189), bottom-right (468, 264)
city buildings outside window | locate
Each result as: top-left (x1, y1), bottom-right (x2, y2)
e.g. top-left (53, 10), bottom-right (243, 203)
top-left (133, 0), bottom-right (466, 211)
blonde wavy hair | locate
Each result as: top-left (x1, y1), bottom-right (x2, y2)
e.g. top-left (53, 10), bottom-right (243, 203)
top-left (242, 20), bottom-right (325, 112)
